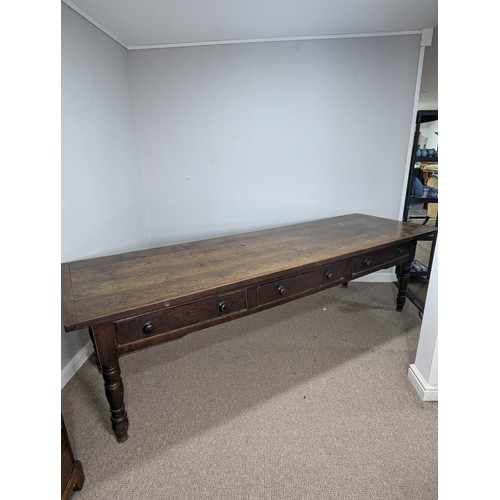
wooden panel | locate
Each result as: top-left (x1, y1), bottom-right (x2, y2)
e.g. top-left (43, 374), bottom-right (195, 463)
top-left (352, 243), bottom-right (411, 278)
top-left (259, 260), bottom-right (347, 306)
top-left (61, 430), bottom-right (74, 495)
top-left (115, 290), bottom-right (246, 346)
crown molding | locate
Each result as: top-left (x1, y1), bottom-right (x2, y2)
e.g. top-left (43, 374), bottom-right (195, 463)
top-left (62, 0), bottom-right (128, 49)
top-left (127, 30), bottom-right (423, 50)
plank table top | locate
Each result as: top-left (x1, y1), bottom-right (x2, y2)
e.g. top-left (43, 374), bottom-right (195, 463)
top-left (62, 213), bottom-right (436, 332)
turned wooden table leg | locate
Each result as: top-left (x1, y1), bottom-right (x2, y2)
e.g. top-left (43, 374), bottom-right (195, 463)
top-left (93, 323), bottom-right (129, 442)
top-left (396, 259), bottom-right (412, 311)
top-left (88, 327), bottom-right (102, 372)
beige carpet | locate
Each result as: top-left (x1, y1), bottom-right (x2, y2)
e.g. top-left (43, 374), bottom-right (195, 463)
top-left (61, 282), bottom-right (437, 499)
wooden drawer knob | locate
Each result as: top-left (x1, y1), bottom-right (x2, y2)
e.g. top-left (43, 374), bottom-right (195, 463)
top-left (325, 271), bottom-right (334, 280)
top-left (218, 301), bottom-right (229, 314)
top-left (363, 258), bottom-right (372, 267)
top-left (143, 322), bottom-right (156, 335)
top-left (277, 285), bottom-right (287, 296)
top-left (397, 247), bottom-right (405, 254)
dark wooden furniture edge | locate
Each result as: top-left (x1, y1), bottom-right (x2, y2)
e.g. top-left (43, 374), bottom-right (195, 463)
top-left (61, 416), bottom-right (84, 499)
top-left (61, 263), bottom-right (78, 331)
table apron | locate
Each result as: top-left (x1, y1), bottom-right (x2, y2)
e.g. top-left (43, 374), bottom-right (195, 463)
top-left (113, 245), bottom-right (414, 356)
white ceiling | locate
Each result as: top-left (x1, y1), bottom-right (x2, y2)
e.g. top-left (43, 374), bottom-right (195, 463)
top-left (63, 0), bottom-right (438, 49)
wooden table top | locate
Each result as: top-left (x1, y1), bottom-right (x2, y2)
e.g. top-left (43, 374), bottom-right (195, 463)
top-left (62, 213), bottom-right (436, 331)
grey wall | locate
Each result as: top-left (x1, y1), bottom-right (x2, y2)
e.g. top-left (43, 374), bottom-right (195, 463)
top-left (128, 36), bottom-right (421, 246)
top-left (61, 4), bottom-right (148, 368)
top-left (61, 5), bottom-right (422, 372)
top-left (418, 28), bottom-right (438, 110)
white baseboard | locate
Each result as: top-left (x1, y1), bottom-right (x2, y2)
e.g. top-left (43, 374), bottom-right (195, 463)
top-left (408, 364), bottom-right (438, 401)
top-left (61, 341), bottom-right (94, 389)
top-left (354, 270), bottom-right (397, 282)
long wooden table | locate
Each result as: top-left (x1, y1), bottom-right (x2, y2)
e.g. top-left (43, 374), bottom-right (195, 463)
top-left (62, 213), bottom-right (437, 442)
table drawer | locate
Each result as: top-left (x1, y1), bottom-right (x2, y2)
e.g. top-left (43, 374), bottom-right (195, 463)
top-left (259, 260), bottom-right (347, 306)
top-left (115, 290), bottom-right (246, 345)
top-left (352, 243), bottom-right (411, 278)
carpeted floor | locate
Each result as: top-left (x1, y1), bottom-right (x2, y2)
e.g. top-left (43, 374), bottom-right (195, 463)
top-left (61, 282), bottom-right (437, 500)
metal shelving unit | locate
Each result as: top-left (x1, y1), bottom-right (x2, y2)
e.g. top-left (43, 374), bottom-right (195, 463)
top-left (400, 110), bottom-right (438, 314)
